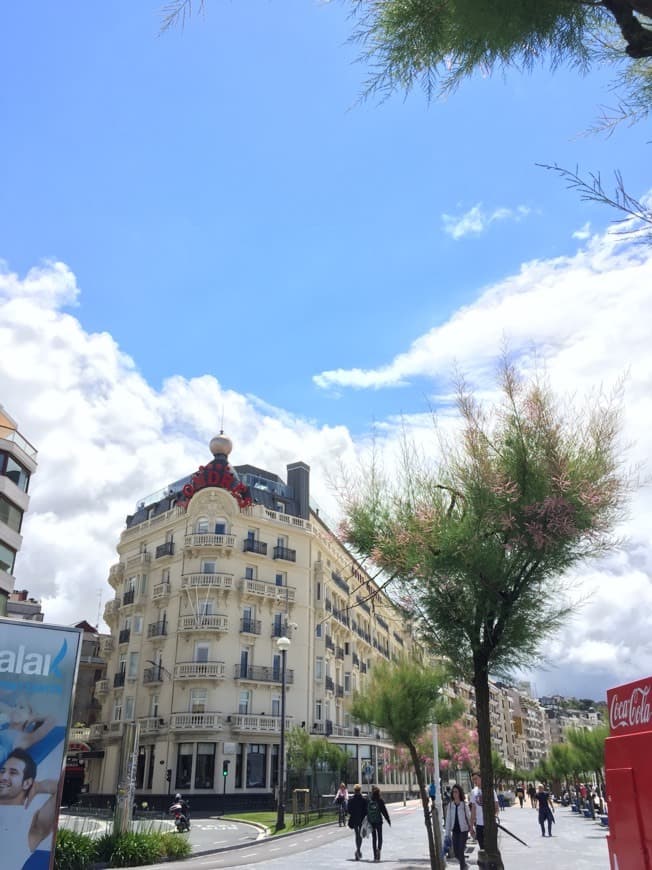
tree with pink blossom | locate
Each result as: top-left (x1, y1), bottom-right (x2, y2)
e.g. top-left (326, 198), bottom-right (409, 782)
top-left (341, 360), bottom-right (631, 869)
top-left (439, 721), bottom-right (480, 774)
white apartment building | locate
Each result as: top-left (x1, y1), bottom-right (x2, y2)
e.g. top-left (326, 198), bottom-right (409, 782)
top-left (0, 406), bottom-right (38, 615)
top-left (540, 696), bottom-right (603, 744)
top-left (87, 435), bottom-right (414, 800)
top-left (445, 677), bottom-right (552, 774)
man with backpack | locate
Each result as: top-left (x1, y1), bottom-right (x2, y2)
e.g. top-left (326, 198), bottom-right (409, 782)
top-left (367, 785), bottom-right (391, 863)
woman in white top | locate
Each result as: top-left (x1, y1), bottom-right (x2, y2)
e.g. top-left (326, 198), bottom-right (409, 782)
top-left (444, 783), bottom-right (471, 870)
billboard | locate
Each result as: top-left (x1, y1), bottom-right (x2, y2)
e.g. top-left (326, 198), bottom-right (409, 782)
top-left (0, 618), bottom-right (82, 870)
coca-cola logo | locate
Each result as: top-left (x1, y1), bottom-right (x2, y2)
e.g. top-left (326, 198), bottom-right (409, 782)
top-left (609, 684), bottom-right (652, 732)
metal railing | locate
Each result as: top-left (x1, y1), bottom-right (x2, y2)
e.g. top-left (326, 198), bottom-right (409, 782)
top-left (240, 618), bottom-right (262, 635)
top-left (272, 545), bottom-right (296, 562)
top-left (234, 664), bottom-right (294, 684)
top-left (243, 538), bottom-right (268, 556)
top-left (155, 541), bottom-right (175, 559)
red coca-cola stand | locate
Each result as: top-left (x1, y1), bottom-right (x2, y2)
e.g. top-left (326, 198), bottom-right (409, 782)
top-left (605, 675), bottom-right (652, 869)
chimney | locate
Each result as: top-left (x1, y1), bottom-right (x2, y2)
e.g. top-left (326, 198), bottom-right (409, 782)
top-left (286, 462), bottom-right (310, 520)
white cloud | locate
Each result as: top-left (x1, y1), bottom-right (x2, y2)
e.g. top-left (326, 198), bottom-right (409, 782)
top-left (313, 223), bottom-right (652, 699)
top-left (441, 203), bottom-right (532, 240)
top-left (313, 226), bottom-right (652, 393)
top-left (2, 233), bottom-right (652, 700)
top-left (0, 261), bottom-right (362, 627)
top-left (572, 221), bottom-right (592, 240)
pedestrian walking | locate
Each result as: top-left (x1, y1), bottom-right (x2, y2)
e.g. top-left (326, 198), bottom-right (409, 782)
top-left (470, 771), bottom-right (499, 852)
top-left (535, 784), bottom-right (555, 837)
top-left (444, 783), bottom-right (471, 870)
top-left (515, 783), bottom-right (525, 808)
top-left (347, 783), bottom-right (368, 861)
top-left (527, 783), bottom-right (537, 808)
top-left (367, 785), bottom-right (391, 863)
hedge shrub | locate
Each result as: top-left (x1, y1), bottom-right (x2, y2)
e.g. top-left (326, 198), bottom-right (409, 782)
top-left (55, 828), bottom-right (191, 869)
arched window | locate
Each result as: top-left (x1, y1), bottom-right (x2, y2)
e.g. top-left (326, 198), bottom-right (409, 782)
top-left (215, 516), bottom-right (227, 535)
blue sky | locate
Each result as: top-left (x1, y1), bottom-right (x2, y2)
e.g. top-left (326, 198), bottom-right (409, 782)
top-left (2, 1), bottom-right (649, 426)
top-left (1, 2), bottom-right (651, 698)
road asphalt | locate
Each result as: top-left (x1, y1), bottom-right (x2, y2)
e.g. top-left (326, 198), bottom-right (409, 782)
top-left (134, 797), bottom-right (609, 869)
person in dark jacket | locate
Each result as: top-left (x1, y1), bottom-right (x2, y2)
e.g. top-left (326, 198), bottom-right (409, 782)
top-left (367, 785), bottom-right (391, 862)
top-left (535, 784), bottom-right (555, 836)
top-left (347, 783), bottom-right (368, 861)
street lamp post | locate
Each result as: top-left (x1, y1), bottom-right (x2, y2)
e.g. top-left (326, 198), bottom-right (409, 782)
top-left (275, 635), bottom-right (291, 832)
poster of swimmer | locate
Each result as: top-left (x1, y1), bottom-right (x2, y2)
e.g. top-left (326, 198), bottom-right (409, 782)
top-left (0, 618), bottom-right (82, 870)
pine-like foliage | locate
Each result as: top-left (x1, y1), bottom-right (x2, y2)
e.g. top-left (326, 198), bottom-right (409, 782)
top-left (351, 0), bottom-right (639, 97)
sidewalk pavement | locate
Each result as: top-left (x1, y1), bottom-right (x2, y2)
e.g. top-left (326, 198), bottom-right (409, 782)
top-left (460, 801), bottom-right (609, 869)
top-left (224, 798), bottom-right (610, 870)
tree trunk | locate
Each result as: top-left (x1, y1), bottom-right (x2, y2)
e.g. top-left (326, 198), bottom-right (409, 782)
top-left (407, 741), bottom-right (445, 870)
top-left (473, 656), bottom-right (504, 870)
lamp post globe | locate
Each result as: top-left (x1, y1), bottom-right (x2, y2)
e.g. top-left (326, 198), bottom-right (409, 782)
top-left (275, 635), bottom-right (291, 832)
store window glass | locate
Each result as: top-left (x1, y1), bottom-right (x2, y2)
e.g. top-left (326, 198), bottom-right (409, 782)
top-left (247, 744), bottom-right (267, 788)
top-left (175, 743), bottom-right (193, 790)
top-left (195, 742), bottom-right (216, 789)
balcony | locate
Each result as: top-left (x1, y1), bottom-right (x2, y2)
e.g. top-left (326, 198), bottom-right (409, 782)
top-left (139, 717), bottom-right (167, 734)
top-left (243, 538), bottom-right (267, 556)
top-left (126, 552), bottom-right (151, 570)
top-left (332, 571), bottom-right (350, 594)
top-left (178, 614), bottom-right (229, 633)
top-left (99, 636), bottom-right (114, 656)
top-left (325, 636), bottom-right (335, 652)
top-left (107, 721), bottom-right (124, 738)
top-left (69, 726), bottom-right (91, 742)
top-left (234, 664), bottom-right (294, 685)
top-left (333, 609), bottom-right (350, 628)
top-left (174, 661), bottom-right (226, 680)
top-left (118, 629), bottom-right (131, 645)
top-left (336, 646), bottom-right (345, 660)
top-left (113, 671), bottom-right (126, 688)
top-left (152, 581), bottom-right (171, 601)
top-left (95, 679), bottom-right (110, 695)
top-left (271, 622), bottom-right (288, 638)
top-left (147, 620), bottom-right (168, 639)
top-left (352, 653), bottom-right (360, 668)
top-left (143, 666), bottom-right (165, 684)
top-left (336, 684), bottom-right (344, 698)
top-left (170, 712), bottom-right (224, 731)
top-left (89, 723), bottom-right (107, 740)
top-left (155, 541), bottom-right (175, 559)
top-left (184, 533), bottom-right (236, 555)
top-left (103, 599), bottom-right (120, 622)
top-left (108, 563), bottom-right (124, 589)
top-left (181, 572), bottom-right (233, 591)
top-left (313, 722), bottom-right (356, 737)
top-left (240, 617), bottom-right (262, 635)
top-left (272, 545), bottom-right (296, 562)
top-left (122, 589), bottom-right (135, 606)
top-left (239, 577), bottom-right (296, 604)
top-left (229, 714), bottom-right (293, 733)
top-left (325, 676), bottom-right (334, 693)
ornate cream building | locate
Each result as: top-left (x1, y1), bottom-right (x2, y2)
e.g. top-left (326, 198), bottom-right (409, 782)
top-left (86, 436), bottom-right (414, 800)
